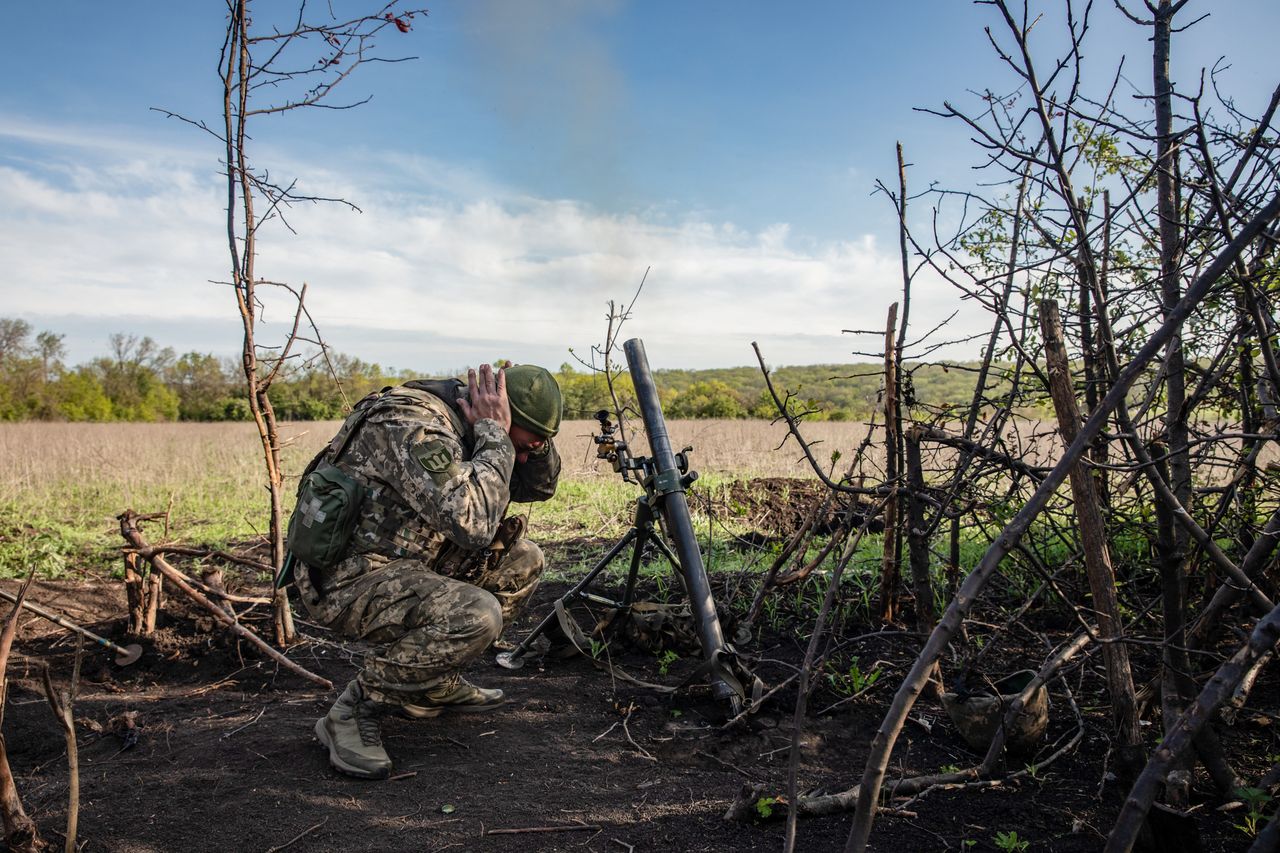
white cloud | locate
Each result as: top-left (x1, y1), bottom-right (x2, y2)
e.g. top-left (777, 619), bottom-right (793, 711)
top-left (0, 119), bottom-right (990, 371)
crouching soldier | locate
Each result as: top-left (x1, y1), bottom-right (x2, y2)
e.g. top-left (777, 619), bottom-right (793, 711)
top-left (286, 363), bottom-right (561, 779)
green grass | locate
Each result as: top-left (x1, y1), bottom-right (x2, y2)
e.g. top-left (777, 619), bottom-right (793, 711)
top-left (0, 419), bottom-right (794, 580)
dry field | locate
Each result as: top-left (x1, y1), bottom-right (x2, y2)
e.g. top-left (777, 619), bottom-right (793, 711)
top-left (0, 418), bottom-right (878, 507)
top-left (0, 419), bottom-right (879, 576)
top-left (0, 415), bottom-right (1081, 502)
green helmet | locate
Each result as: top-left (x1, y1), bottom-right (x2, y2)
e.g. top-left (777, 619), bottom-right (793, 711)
top-left (505, 365), bottom-right (562, 438)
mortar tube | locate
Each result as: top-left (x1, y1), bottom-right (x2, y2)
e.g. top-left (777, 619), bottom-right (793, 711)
top-left (623, 337), bottom-right (736, 705)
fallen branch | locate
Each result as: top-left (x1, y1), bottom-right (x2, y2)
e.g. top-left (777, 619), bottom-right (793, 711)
top-left (484, 823), bottom-right (602, 836)
top-left (124, 545), bottom-right (273, 575)
top-left (118, 511), bottom-right (332, 690)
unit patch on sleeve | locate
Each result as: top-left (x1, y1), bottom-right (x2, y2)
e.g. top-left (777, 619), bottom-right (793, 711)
top-left (414, 441), bottom-right (453, 474)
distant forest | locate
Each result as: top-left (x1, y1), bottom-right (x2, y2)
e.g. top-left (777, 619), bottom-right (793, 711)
top-left (0, 317), bottom-right (1035, 422)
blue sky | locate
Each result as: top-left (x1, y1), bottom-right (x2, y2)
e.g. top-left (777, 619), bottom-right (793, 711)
top-left (1, 1), bottom-right (1275, 371)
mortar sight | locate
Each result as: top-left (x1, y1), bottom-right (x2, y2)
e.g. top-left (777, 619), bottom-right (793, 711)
top-left (592, 409), bottom-right (625, 469)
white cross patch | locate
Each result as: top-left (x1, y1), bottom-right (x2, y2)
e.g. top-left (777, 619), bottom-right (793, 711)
top-left (299, 497), bottom-right (328, 529)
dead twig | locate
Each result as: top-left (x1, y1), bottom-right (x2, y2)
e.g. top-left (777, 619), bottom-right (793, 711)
top-left (221, 707), bottom-right (266, 740)
top-left (593, 703), bottom-right (655, 761)
top-left (126, 545), bottom-right (274, 576)
top-left (695, 749), bottom-right (753, 779)
top-left (619, 702), bottom-right (655, 762)
top-left (264, 816), bottom-right (328, 853)
top-left (484, 822), bottom-right (602, 836)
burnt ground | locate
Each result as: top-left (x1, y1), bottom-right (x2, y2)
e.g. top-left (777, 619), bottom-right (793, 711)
top-left (2, 482), bottom-right (1277, 852)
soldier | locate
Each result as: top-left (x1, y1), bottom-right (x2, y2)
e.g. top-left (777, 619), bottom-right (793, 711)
top-left (291, 362), bottom-right (562, 779)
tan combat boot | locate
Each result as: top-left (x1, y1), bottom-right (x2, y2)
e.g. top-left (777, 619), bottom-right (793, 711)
top-left (315, 680), bottom-right (393, 779)
top-left (401, 676), bottom-right (506, 719)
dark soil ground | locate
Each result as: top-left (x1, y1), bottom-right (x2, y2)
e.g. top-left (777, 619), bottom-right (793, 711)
top-left (3, 482), bottom-right (1277, 852)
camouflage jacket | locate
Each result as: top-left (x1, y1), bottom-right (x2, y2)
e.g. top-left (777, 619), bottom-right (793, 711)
top-left (315, 380), bottom-right (560, 592)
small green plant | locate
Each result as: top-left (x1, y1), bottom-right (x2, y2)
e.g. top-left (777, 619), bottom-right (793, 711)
top-left (993, 830), bottom-right (1030, 852)
top-left (940, 764), bottom-right (961, 774)
top-left (761, 595), bottom-right (782, 629)
top-left (657, 649), bottom-right (679, 676)
top-left (588, 638), bottom-right (606, 660)
top-left (1234, 786), bottom-right (1274, 838)
top-left (653, 573), bottom-right (671, 603)
top-left (842, 563), bottom-right (878, 618)
top-left (754, 796), bottom-right (782, 819)
top-left (826, 657), bottom-right (882, 697)
top-left (961, 841), bottom-right (976, 850)
top-left (1024, 761), bottom-right (1041, 781)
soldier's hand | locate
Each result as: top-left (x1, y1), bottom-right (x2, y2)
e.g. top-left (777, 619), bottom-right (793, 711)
top-left (458, 363), bottom-right (512, 432)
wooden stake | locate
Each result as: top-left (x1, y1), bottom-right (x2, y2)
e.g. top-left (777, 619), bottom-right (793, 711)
top-left (1039, 300), bottom-right (1143, 772)
top-left (118, 511), bottom-right (331, 690)
top-left (878, 302), bottom-right (901, 625)
top-left (123, 551), bottom-right (144, 637)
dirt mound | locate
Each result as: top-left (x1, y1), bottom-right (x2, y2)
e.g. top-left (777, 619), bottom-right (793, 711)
top-left (699, 477), bottom-right (879, 541)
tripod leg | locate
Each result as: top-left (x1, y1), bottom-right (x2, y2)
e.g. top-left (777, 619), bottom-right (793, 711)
top-left (617, 501), bottom-right (660, 610)
top-left (598, 520), bottom-right (652, 642)
top-left (496, 527), bottom-right (639, 668)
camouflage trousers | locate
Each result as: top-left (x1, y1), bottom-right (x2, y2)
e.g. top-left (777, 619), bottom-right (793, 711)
top-left (296, 539), bottom-right (544, 706)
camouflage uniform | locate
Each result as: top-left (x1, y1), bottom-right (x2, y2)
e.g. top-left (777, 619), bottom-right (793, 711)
top-left (294, 381), bottom-right (560, 708)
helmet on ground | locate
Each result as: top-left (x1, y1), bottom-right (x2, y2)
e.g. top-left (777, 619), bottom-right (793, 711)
top-left (504, 365), bottom-right (562, 438)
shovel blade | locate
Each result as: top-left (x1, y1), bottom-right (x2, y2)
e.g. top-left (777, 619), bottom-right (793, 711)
top-left (114, 644), bottom-right (143, 667)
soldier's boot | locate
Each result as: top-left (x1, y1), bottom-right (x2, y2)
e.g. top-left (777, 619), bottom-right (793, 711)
top-left (314, 680), bottom-right (394, 780)
top-left (400, 676), bottom-right (506, 719)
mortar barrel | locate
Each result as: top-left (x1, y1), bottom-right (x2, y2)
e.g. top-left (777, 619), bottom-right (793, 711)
top-left (623, 337), bottom-right (735, 704)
